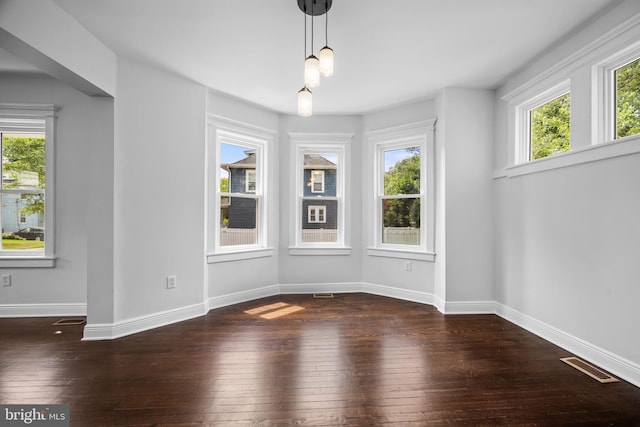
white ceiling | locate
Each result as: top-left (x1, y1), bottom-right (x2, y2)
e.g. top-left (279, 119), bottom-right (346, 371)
top-left (9, 0), bottom-right (618, 114)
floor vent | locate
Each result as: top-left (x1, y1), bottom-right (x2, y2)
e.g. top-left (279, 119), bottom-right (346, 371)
top-left (561, 357), bottom-right (619, 383)
top-left (52, 318), bottom-right (86, 326)
top-left (313, 293), bottom-right (334, 299)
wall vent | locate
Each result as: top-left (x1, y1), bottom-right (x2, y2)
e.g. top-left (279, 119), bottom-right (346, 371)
top-left (313, 293), bottom-right (334, 299)
top-left (560, 357), bottom-right (619, 383)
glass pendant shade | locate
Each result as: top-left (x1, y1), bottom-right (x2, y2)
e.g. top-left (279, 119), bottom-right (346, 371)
top-left (298, 86), bottom-right (312, 117)
top-left (304, 55), bottom-right (320, 88)
top-left (319, 46), bottom-right (334, 77)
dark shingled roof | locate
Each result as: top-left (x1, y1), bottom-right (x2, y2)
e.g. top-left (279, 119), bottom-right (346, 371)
top-left (223, 152), bottom-right (335, 169)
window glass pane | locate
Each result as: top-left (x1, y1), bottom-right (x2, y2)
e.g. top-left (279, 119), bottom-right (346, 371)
top-left (303, 153), bottom-right (336, 197)
top-left (615, 57), bottom-right (640, 139)
top-left (301, 200), bottom-right (337, 243)
top-left (529, 93), bottom-right (570, 160)
top-left (1, 193), bottom-right (45, 251)
top-left (1, 133), bottom-right (45, 190)
top-left (383, 147), bottom-right (420, 196)
top-left (220, 196), bottom-right (257, 246)
top-left (220, 142), bottom-right (256, 194)
top-left (382, 198), bottom-right (420, 246)
top-left (1, 132), bottom-right (46, 251)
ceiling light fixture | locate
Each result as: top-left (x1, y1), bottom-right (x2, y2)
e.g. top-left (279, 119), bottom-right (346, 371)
top-left (297, 0), bottom-right (334, 117)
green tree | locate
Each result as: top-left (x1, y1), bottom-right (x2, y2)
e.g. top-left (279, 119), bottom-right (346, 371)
top-left (220, 176), bottom-right (229, 193)
top-left (616, 57), bottom-right (640, 139)
top-left (2, 136), bottom-right (46, 216)
top-left (383, 149), bottom-right (420, 228)
top-left (530, 93), bottom-right (571, 160)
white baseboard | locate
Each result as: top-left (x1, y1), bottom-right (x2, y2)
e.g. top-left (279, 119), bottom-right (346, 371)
top-left (0, 303), bottom-right (86, 318)
top-left (363, 282), bottom-right (434, 305)
top-left (496, 302), bottom-right (640, 389)
top-left (82, 302), bottom-right (206, 341)
top-left (279, 282), bottom-right (364, 295)
top-left (206, 284), bottom-right (280, 311)
top-left (442, 300), bottom-right (497, 314)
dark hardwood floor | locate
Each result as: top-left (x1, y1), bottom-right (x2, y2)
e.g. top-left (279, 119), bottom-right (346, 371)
top-left (1, 293), bottom-right (640, 426)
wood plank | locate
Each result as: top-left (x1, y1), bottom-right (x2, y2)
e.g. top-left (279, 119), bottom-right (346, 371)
top-left (1, 293), bottom-right (639, 426)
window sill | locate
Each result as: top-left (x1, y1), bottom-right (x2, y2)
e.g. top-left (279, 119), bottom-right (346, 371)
top-left (288, 246), bottom-right (352, 256)
top-left (0, 256), bottom-right (56, 268)
top-left (496, 134), bottom-right (640, 178)
top-left (207, 247), bottom-right (274, 263)
top-left (367, 248), bottom-right (435, 262)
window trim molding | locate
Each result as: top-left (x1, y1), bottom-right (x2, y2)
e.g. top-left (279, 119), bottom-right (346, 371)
top-left (365, 119), bottom-right (436, 260)
top-left (207, 114), bottom-right (277, 263)
top-left (288, 132), bottom-right (353, 255)
top-left (0, 104), bottom-right (57, 266)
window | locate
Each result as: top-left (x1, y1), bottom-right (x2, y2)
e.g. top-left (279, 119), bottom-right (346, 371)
top-left (208, 115), bottom-right (275, 262)
top-left (513, 80), bottom-right (571, 164)
top-left (308, 205), bottom-right (326, 224)
top-left (289, 133), bottom-right (352, 254)
top-left (614, 56), bottom-right (640, 140)
top-left (366, 120), bottom-right (435, 261)
top-left (529, 92), bottom-right (571, 160)
top-left (246, 169), bottom-right (256, 193)
top-left (381, 147), bottom-right (422, 246)
top-left (0, 104), bottom-right (56, 267)
top-left (310, 170), bottom-right (324, 193)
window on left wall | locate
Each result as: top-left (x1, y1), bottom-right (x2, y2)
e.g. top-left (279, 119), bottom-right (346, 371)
top-left (0, 104), bottom-right (56, 267)
top-left (207, 116), bottom-right (275, 263)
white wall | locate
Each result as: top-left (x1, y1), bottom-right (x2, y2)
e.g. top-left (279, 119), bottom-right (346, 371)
top-left (0, 73), bottom-right (95, 309)
top-left (437, 88), bottom-right (495, 307)
top-left (206, 91), bottom-right (280, 299)
top-left (494, 0), bottom-right (640, 373)
top-left (279, 114), bottom-right (363, 286)
top-left (362, 100), bottom-right (438, 295)
top-left (112, 58), bottom-right (207, 322)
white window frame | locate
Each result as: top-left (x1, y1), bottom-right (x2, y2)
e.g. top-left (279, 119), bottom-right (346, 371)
top-left (0, 104), bottom-right (56, 268)
top-left (307, 205), bottom-right (326, 224)
top-left (310, 170), bottom-right (325, 193)
top-left (514, 80), bottom-right (571, 164)
top-left (366, 120), bottom-right (435, 262)
top-left (245, 169), bottom-right (256, 193)
top-left (289, 133), bottom-right (353, 256)
top-left (207, 115), bottom-right (275, 263)
top-left (594, 43), bottom-right (640, 145)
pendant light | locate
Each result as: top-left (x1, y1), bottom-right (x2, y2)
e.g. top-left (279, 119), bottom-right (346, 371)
top-left (298, 86), bottom-right (313, 117)
top-left (319, 2), bottom-right (334, 77)
top-left (296, 0), bottom-right (334, 117)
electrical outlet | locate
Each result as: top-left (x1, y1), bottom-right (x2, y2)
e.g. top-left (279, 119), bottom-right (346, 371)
top-left (2, 274), bottom-right (12, 287)
top-left (166, 275), bottom-right (177, 289)
top-left (403, 261), bottom-right (412, 272)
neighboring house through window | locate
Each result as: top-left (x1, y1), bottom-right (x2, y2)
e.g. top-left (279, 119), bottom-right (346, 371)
top-left (207, 115), bottom-right (275, 263)
top-left (289, 133), bottom-right (352, 255)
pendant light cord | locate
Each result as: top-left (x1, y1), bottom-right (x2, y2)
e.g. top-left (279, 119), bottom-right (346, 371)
top-left (325, 1), bottom-right (329, 46)
top-left (311, 1), bottom-right (314, 53)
